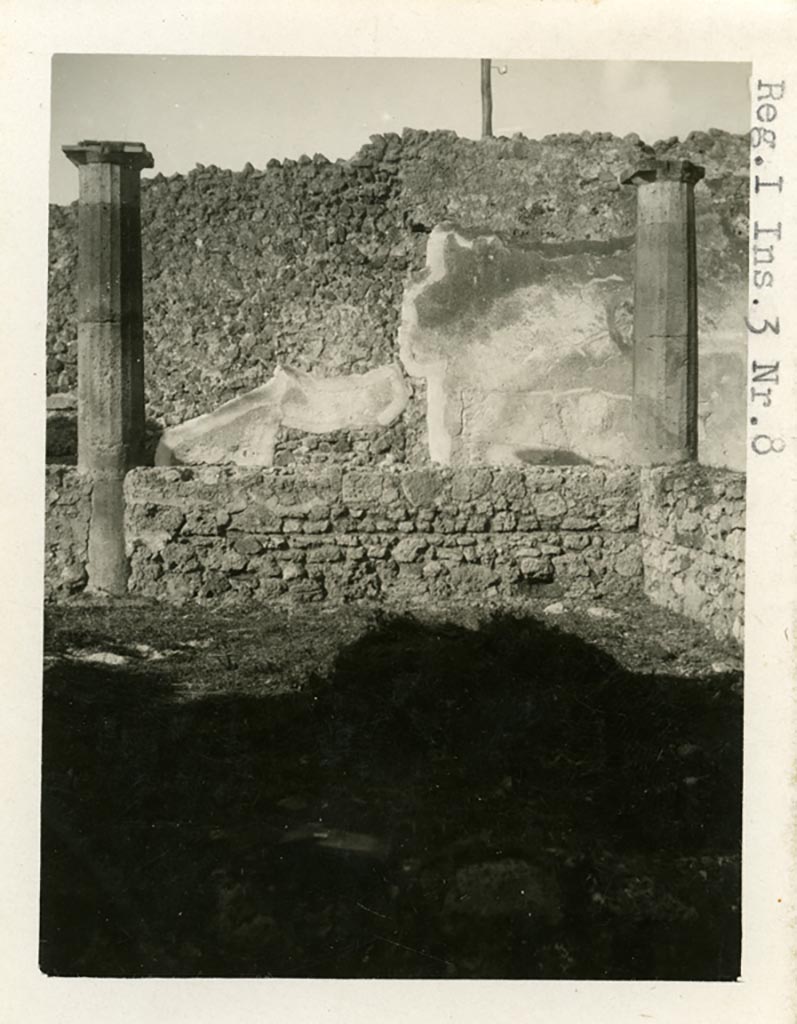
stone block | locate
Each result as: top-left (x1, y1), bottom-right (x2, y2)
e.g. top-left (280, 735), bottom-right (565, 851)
top-left (518, 557), bottom-right (554, 581)
top-left (491, 511), bottom-right (517, 532)
top-left (230, 506), bottom-right (283, 533)
top-left (562, 534), bottom-right (590, 551)
top-left (180, 507), bottom-right (227, 536)
top-left (342, 470), bottom-right (385, 506)
top-left (552, 554), bottom-right (591, 578)
top-left (436, 547), bottom-right (465, 565)
top-left (233, 535), bottom-right (263, 556)
top-left (614, 543), bottom-right (643, 578)
top-left (533, 491), bottom-right (568, 519)
top-left (447, 564), bottom-right (500, 594)
top-left (305, 545), bottom-right (344, 563)
top-left (281, 562), bottom-right (306, 582)
top-left (561, 516), bottom-right (596, 531)
top-left (449, 468), bottom-right (493, 502)
top-left (400, 468), bottom-right (444, 507)
top-left (217, 548), bottom-right (249, 573)
top-left (392, 537), bottom-right (428, 563)
top-left (127, 549), bottom-right (163, 592)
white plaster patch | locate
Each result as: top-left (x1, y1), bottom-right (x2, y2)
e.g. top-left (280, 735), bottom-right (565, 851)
top-left (397, 225), bottom-right (635, 466)
top-left (156, 363), bottom-right (410, 467)
top-left (398, 224), bottom-right (744, 470)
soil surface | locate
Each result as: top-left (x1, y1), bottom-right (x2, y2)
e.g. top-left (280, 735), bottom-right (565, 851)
top-left (41, 596), bottom-right (742, 979)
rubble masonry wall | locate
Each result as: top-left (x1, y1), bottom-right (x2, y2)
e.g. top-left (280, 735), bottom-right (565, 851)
top-left (44, 462), bottom-right (746, 642)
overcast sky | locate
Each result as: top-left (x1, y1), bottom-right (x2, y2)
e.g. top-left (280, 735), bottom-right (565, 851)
top-left (50, 56), bottom-right (751, 204)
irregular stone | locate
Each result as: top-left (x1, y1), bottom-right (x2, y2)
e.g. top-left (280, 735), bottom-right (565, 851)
top-left (392, 537), bottom-right (428, 563)
top-left (400, 468), bottom-right (444, 507)
top-left (586, 605), bottom-right (620, 620)
top-left (534, 492), bottom-right (568, 519)
top-left (614, 544), bottom-right (643, 578)
top-left (46, 392), bottom-right (77, 411)
top-left (447, 564), bottom-right (500, 593)
top-left (233, 535), bottom-right (263, 556)
top-left (342, 470), bottom-right (385, 506)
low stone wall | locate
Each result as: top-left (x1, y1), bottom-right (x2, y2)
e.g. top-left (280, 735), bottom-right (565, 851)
top-left (122, 465), bottom-right (642, 605)
top-left (45, 466), bottom-right (92, 596)
top-left (44, 463), bottom-right (746, 644)
top-left (640, 466), bottom-right (745, 641)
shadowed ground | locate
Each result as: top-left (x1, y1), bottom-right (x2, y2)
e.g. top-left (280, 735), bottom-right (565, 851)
top-left (40, 599), bottom-right (742, 979)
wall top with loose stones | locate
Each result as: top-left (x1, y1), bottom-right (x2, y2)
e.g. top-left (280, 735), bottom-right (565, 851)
top-left (124, 464), bottom-right (641, 534)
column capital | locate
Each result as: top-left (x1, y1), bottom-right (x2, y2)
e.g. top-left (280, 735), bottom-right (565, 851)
top-left (63, 140), bottom-right (154, 171)
top-left (620, 157), bottom-right (704, 188)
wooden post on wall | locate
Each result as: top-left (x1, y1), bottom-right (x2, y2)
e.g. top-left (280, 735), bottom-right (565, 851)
top-left (481, 59), bottom-right (493, 139)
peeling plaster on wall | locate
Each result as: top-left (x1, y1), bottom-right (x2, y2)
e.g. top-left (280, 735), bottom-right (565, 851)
top-left (398, 225), bottom-right (637, 466)
top-left (48, 127), bottom-right (748, 471)
top-left (398, 223), bottom-right (745, 470)
top-left (156, 363), bottom-right (411, 467)
top-left (397, 226), bottom-right (480, 464)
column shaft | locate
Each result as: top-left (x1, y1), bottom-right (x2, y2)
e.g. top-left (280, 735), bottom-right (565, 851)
top-left (75, 160), bottom-right (146, 470)
top-left (64, 141), bottom-right (153, 595)
top-left (622, 158), bottom-right (704, 464)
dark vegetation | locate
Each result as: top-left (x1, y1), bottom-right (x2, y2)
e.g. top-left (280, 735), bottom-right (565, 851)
top-left (41, 599), bottom-right (742, 979)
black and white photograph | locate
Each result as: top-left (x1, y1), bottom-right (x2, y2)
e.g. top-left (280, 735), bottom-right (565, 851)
top-left (41, 52), bottom-right (750, 980)
top-left (2, 2), bottom-right (796, 1022)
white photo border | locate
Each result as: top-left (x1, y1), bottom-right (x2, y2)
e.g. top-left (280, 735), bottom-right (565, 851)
top-left (1, 2), bottom-right (795, 1022)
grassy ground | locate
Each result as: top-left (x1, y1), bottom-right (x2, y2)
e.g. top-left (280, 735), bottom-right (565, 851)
top-left (40, 596), bottom-right (742, 979)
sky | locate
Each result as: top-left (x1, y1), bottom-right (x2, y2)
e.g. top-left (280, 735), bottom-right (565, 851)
top-left (49, 56), bottom-right (751, 205)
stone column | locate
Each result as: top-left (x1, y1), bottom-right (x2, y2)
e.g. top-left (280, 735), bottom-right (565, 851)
top-left (63, 140), bottom-right (154, 595)
top-left (621, 157), bottom-right (704, 464)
